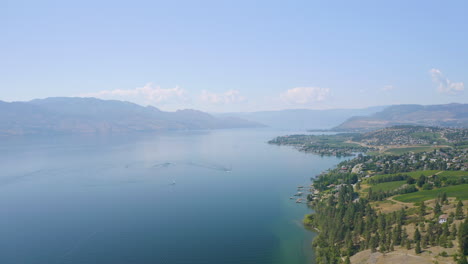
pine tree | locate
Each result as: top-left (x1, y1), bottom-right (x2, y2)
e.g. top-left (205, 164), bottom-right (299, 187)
top-left (381, 231), bottom-right (387, 248)
top-left (402, 228), bottom-right (408, 245)
top-left (414, 228), bottom-right (421, 242)
top-left (434, 202), bottom-right (442, 216)
top-left (447, 240), bottom-right (453, 248)
top-left (392, 224), bottom-right (401, 246)
top-left (419, 201), bottom-right (426, 218)
top-left (406, 239), bottom-right (411, 250)
top-left (370, 236), bottom-right (377, 253)
top-left (442, 192), bottom-right (448, 204)
top-left (443, 223), bottom-right (450, 237)
top-left (452, 224), bottom-right (458, 239)
top-left (456, 200), bottom-right (465, 220)
top-left (398, 208), bottom-right (406, 226)
top-left (422, 234), bottom-right (428, 248)
top-left (460, 219), bottom-right (468, 255)
top-left (379, 243), bottom-right (386, 253)
top-left (415, 241), bottom-right (422, 254)
top-left (417, 175), bottom-right (426, 187)
top-left (439, 234), bottom-right (447, 248)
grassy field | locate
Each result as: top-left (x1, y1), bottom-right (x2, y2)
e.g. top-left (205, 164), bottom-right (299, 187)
top-left (438, 170), bottom-right (468, 182)
top-left (438, 171), bottom-right (468, 177)
top-left (394, 184), bottom-right (468, 203)
top-left (405, 170), bottom-right (441, 178)
top-left (369, 170), bottom-right (440, 182)
top-left (369, 181), bottom-right (407, 192)
top-left (383, 146), bottom-right (437, 155)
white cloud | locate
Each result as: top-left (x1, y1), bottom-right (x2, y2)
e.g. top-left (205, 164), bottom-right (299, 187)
top-left (79, 83), bottom-right (188, 104)
top-left (381, 85), bottom-right (395, 91)
top-left (430, 69), bottom-right (464, 95)
top-left (280, 87), bottom-right (330, 105)
top-left (200, 90), bottom-right (246, 104)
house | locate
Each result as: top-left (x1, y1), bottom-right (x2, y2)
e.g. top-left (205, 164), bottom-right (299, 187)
top-left (439, 214), bottom-right (448, 224)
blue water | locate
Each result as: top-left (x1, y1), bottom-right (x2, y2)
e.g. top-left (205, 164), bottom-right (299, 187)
top-left (0, 129), bottom-right (345, 264)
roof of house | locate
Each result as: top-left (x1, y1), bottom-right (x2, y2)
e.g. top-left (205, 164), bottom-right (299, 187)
top-left (439, 214), bottom-right (448, 219)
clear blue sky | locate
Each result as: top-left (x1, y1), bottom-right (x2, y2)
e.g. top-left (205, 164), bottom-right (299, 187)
top-left (2, 0), bottom-right (467, 112)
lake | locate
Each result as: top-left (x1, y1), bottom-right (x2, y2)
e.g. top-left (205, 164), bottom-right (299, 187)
top-left (0, 129), bottom-right (346, 264)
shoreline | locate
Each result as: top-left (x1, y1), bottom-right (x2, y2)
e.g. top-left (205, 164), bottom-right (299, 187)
top-left (274, 126), bottom-right (468, 263)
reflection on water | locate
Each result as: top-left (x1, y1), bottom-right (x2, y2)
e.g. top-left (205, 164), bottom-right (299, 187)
top-left (0, 129), bottom-right (346, 264)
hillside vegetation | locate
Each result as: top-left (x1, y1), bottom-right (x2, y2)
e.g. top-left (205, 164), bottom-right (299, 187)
top-left (273, 125), bottom-right (468, 264)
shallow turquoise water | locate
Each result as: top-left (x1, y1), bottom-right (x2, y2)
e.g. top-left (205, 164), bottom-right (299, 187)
top-left (0, 129), bottom-right (345, 264)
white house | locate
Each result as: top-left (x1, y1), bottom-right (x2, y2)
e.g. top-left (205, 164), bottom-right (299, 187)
top-left (439, 214), bottom-right (448, 224)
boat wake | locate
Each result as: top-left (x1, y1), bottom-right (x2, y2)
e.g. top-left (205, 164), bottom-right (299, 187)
top-left (186, 161), bottom-right (232, 172)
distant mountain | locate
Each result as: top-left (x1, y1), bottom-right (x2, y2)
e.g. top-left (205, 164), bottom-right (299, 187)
top-left (0, 97), bottom-right (264, 136)
top-left (334, 103), bottom-right (468, 132)
top-left (217, 106), bottom-right (386, 130)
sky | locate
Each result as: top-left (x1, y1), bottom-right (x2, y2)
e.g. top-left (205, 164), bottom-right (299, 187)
top-left (1, 0), bottom-right (467, 112)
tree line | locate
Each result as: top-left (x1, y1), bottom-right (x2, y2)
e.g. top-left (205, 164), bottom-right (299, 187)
top-left (305, 184), bottom-right (468, 264)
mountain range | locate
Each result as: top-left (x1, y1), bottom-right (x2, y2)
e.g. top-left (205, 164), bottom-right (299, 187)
top-left (0, 97), bottom-right (264, 136)
top-left (1, 98), bottom-right (467, 136)
top-left (334, 103), bottom-right (468, 131)
top-left (217, 106), bottom-right (386, 130)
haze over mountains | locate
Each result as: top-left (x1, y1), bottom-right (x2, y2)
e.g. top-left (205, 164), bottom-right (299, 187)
top-left (218, 106), bottom-right (386, 130)
top-left (218, 104), bottom-right (468, 131)
top-left (334, 103), bottom-right (468, 131)
top-left (0, 97), bottom-right (467, 136)
top-left (0, 97), bottom-right (263, 136)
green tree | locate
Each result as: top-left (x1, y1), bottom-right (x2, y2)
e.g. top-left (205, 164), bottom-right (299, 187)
top-left (417, 175), bottom-right (427, 187)
top-left (456, 200), bottom-right (465, 220)
top-left (460, 219), bottom-right (468, 256)
top-left (419, 201), bottom-right (426, 218)
top-left (441, 192), bottom-right (448, 204)
top-left (434, 202), bottom-right (442, 216)
top-left (452, 224), bottom-right (458, 239)
top-left (459, 255), bottom-right (468, 264)
top-left (370, 236), bottom-right (377, 253)
top-left (402, 228), bottom-right (408, 245)
top-left (367, 188), bottom-right (373, 200)
top-left (406, 239), bottom-right (411, 250)
top-left (422, 183), bottom-right (433, 190)
top-left (415, 241), bottom-right (422, 254)
top-left (448, 240), bottom-right (454, 248)
top-left (440, 234), bottom-right (447, 248)
top-left (422, 234), bottom-right (429, 248)
top-left (414, 228), bottom-right (421, 242)
top-left (398, 208), bottom-right (406, 225)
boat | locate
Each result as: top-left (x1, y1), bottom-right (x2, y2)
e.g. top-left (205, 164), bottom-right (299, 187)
top-left (296, 199), bottom-right (302, 203)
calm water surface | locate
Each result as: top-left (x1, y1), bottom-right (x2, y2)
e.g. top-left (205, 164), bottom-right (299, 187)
top-left (0, 129), bottom-right (345, 264)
